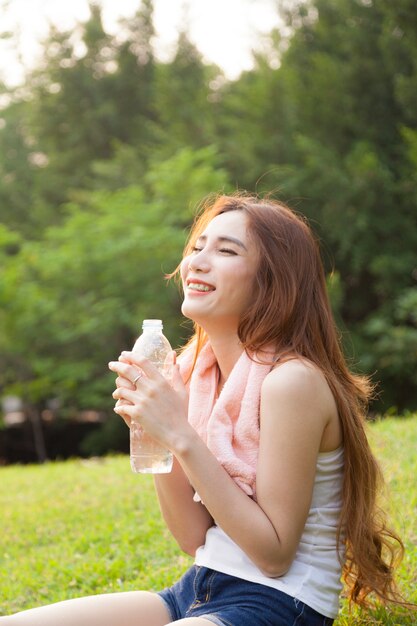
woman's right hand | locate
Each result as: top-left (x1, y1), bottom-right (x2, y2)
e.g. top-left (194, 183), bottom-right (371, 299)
top-left (113, 369), bottom-right (135, 427)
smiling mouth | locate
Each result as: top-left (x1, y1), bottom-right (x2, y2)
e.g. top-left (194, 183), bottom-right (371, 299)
top-left (187, 282), bottom-right (215, 292)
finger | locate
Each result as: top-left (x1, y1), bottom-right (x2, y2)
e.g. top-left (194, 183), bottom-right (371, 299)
top-left (112, 387), bottom-right (140, 403)
top-left (114, 404), bottom-right (134, 423)
top-left (166, 350), bottom-right (176, 367)
top-left (165, 350), bottom-right (177, 380)
top-left (115, 375), bottom-right (135, 390)
top-left (114, 399), bottom-right (132, 426)
top-left (171, 362), bottom-right (186, 393)
top-left (108, 360), bottom-right (143, 384)
top-left (120, 352), bottom-right (161, 379)
top-left (115, 398), bottom-right (133, 407)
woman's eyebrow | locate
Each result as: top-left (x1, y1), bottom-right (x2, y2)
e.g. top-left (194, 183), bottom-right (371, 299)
top-left (196, 234), bottom-right (248, 251)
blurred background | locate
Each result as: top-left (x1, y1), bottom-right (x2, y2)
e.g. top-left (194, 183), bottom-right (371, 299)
top-left (0, 0), bottom-right (416, 464)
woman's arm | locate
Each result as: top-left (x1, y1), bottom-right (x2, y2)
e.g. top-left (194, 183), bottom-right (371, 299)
top-left (112, 358), bottom-right (213, 555)
top-left (110, 354), bottom-right (337, 577)
top-left (172, 360), bottom-right (338, 576)
top-left (153, 458), bottom-right (214, 555)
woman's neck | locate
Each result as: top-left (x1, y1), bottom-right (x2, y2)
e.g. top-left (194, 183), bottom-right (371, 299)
top-left (206, 331), bottom-right (244, 385)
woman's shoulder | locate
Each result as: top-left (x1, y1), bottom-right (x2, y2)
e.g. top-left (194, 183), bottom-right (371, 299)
top-left (261, 356), bottom-right (336, 420)
top-left (264, 355), bottom-right (326, 391)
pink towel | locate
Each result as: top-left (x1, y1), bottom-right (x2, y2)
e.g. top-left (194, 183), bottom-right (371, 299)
top-left (179, 341), bottom-right (274, 499)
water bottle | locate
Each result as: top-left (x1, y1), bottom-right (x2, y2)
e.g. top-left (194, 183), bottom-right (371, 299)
top-left (129, 319), bottom-right (174, 474)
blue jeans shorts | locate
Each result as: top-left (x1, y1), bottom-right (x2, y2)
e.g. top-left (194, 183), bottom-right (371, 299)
top-left (157, 565), bottom-right (334, 626)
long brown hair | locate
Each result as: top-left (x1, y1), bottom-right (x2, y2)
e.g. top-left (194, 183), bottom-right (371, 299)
top-left (175, 191), bottom-right (406, 608)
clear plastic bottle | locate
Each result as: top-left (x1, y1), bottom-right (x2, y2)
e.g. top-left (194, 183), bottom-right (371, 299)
top-left (130, 319), bottom-right (174, 474)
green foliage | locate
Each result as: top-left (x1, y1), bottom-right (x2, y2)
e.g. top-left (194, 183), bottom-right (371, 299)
top-left (154, 31), bottom-right (219, 154)
top-left (28, 2), bottom-right (158, 189)
top-left (0, 101), bottom-right (45, 235)
top-left (360, 288), bottom-right (417, 411)
top-left (241, 0), bottom-right (417, 407)
top-left (213, 56), bottom-right (293, 187)
top-left (0, 147), bottom-right (228, 414)
top-left (0, 0), bottom-right (417, 420)
top-left (0, 416), bottom-right (416, 621)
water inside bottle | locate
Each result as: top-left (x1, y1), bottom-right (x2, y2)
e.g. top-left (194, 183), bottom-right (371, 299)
top-left (130, 453), bottom-right (173, 474)
top-left (130, 421), bottom-right (173, 474)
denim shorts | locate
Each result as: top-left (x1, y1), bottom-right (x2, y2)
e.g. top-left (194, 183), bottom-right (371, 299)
top-left (157, 565), bottom-right (334, 626)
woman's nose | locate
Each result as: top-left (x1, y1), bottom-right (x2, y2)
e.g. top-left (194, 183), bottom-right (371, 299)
top-left (189, 250), bottom-right (210, 273)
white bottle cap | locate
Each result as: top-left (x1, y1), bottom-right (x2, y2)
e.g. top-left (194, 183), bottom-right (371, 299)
top-left (142, 319), bottom-right (163, 329)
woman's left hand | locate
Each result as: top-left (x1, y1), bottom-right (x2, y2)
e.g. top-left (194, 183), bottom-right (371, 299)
top-left (108, 351), bottom-right (190, 451)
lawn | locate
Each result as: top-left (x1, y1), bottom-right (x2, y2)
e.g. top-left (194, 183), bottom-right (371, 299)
top-left (1, 415), bottom-right (416, 624)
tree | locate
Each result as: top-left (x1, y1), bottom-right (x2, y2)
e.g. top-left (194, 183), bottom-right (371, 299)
top-left (0, 99), bottom-right (47, 235)
top-left (244, 0), bottom-right (417, 408)
top-left (154, 31), bottom-right (219, 154)
top-left (0, 1), bottom-right (160, 232)
top-left (0, 148), bottom-right (229, 439)
top-left (212, 29), bottom-right (296, 189)
top-left (1, 0), bottom-right (416, 416)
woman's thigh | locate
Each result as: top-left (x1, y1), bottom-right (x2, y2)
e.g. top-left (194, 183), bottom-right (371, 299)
top-left (0, 590), bottom-right (170, 626)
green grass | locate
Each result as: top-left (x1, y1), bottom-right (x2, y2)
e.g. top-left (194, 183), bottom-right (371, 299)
top-left (1, 416), bottom-right (416, 623)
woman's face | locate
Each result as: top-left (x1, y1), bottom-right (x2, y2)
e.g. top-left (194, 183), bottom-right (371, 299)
top-left (180, 210), bottom-right (258, 332)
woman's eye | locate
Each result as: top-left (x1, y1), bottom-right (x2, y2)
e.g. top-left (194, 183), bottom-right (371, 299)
top-left (190, 246), bottom-right (237, 255)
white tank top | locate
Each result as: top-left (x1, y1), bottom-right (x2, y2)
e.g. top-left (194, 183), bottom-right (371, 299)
top-left (195, 446), bottom-right (344, 619)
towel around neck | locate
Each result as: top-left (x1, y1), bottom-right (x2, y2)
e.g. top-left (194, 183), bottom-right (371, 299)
top-left (178, 341), bottom-right (275, 500)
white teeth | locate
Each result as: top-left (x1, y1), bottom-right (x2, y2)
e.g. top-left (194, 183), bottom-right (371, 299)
top-left (188, 282), bottom-right (212, 292)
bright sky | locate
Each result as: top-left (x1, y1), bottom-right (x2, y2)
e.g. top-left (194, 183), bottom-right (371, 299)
top-left (0, 0), bottom-right (282, 86)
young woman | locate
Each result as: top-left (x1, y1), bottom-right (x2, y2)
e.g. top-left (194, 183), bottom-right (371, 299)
top-left (1, 194), bottom-right (406, 625)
